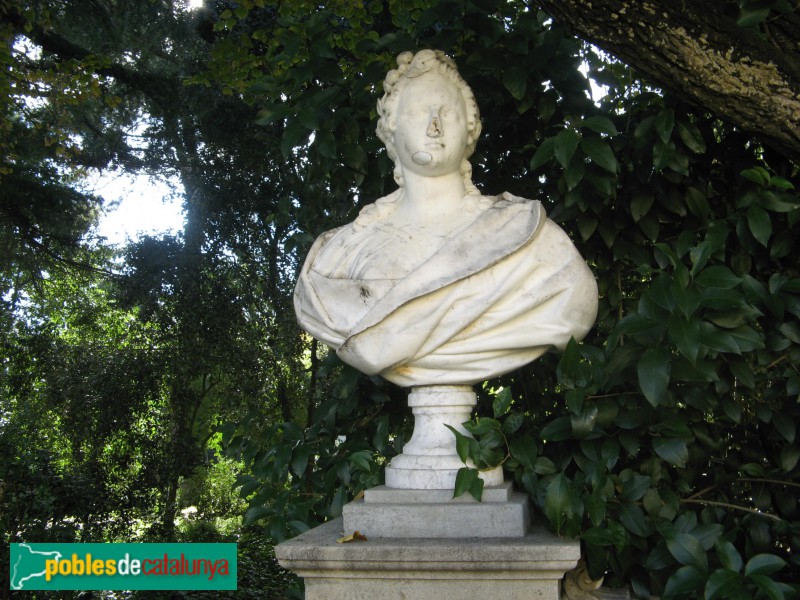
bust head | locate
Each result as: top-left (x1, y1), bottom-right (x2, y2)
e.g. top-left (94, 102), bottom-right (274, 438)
top-left (377, 50), bottom-right (482, 193)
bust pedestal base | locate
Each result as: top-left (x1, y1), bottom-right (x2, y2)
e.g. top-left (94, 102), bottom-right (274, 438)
top-left (343, 482), bottom-right (530, 538)
top-left (275, 517), bottom-right (579, 600)
top-left (384, 385), bottom-right (503, 489)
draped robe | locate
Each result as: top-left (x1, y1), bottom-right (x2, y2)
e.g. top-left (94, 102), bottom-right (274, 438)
top-left (294, 193), bottom-right (598, 387)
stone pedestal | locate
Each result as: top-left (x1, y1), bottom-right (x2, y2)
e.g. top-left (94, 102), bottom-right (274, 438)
top-left (343, 482), bottom-right (530, 538)
top-left (274, 384), bottom-right (580, 599)
top-left (385, 385), bottom-right (503, 489)
top-left (275, 517), bottom-right (580, 600)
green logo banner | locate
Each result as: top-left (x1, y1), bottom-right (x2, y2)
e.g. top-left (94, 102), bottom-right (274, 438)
top-left (10, 543), bottom-right (237, 590)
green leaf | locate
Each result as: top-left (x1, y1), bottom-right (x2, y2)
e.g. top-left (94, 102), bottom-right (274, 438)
top-left (705, 569), bottom-right (743, 599)
top-left (745, 554), bottom-right (787, 577)
top-left (630, 192), bottom-right (654, 222)
top-left (492, 387), bottom-right (513, 418)
top-left (686, 186), bottom-right (711, 221)
top-left (238, 478), bottom-right (261, 498)
top-left (716, 539), bottom-right (743, 573)
top-left (677, 121), bottom-right (707, 153)
top-left (565, 156), bottom-right (586, 190)
top-left (741, 166), bottom-right (770, 185)
top-left (282, 421), bottom-right (304, 441)
top-left (297, 108), bottom-right (318, 130)
top-left (582, 526), bottom-right (617, 546)
top-left (780, 445), bottom-right (800, 472)
top-left (581, 137), bottom-right (618, 173)
top-left (554, 129), bottom-right (580, 169)
top-left (465, 417), bottom-right (501, 436)
top-left (587, 494), bottom-right (606, 526)
top-left (665, 565), bottom-right (706, 596)
top-left (665, 530), bottom-right (709, 570)
top-left (619, 472), bottom-right (651, 502)
top-left (502, 66), bottom-right (527, 100)
top-left (773, 413), bottom-right (796, 443)
top-left (577, 214), bottom-right (597, 241)
top-left (582, 115), bottom-right (618, 135)
top-left (540, 416), bottom-right (572, 441)
top-left (729, 359), bottom-right (755, 388)
top-left (255, 103), bottom-right (292, 126)
top-left (508, 434), bottom-right (537, 469)
top-left (534, 456), bottom-right (558, 475)
top-left (453, 467), bottom-right (483, 501)
top-left (689, 241), bottom-right (716, 277)
top-left (779, 321), bottom-right (800, 344)
top-left (694, 266), bottom-right (742, 289)
top-left (585, 171), bottom-right (615, 198)
top-left (655, 109), bottom-right (675, 143)
top-left (709, 308), bottom-right (759, 329)
top-left (571, 403), bottom-right (598, 438)
top-left (336, 460), bottom-right (351, 484)
top-left (646, 542), bottom-right (674, 570)
top-left (530, 137), bottom-right (555, 170)
top-left (748, 204), bottom-right (772, 246)
top-left (749, 574), bottom-right (785, 600)
top-left (653, 139), bottom-right (676, 171)
top-left (669, 314), bottom-right (700, 363)
top-left (244, 504), bottom-right (274, 525)
top-left (761, 192), bottom-right (800, 212)
top-left (619, 502), bottom-right (651, 537)
top-left (741, 462), bottom-right (765, 477)
top-left (738, 6), bottom-right (770, 27)
top-left (544, 473), bottom-right (571, 531)
top-left (478, 429), bottom-right (505, 467)
top-left (281, 119), bottom-right (310, 158)
top-left (638, 347), bottom-right (671, 406)
top-left (694, 524), bottom-right (724, 550)
top-left (653, 437), bottom-right (688, 467)
top-left (502, 411), bottom-right (525, 434)
top-left (349, 450), bottom-right (372, 471)
top-left (287, 520), bottom-right (311, 534)
top-left (445, 424), bottom-right (472, 464)
top-left (728, 326), bottom-right (765, 352)
top-left (291, 445), bottom-right (311, 477)
top-left (341, 144), bottom-right (368, 173)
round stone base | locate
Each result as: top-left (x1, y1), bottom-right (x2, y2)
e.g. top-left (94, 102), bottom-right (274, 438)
top-left (385, 455), bottom-right (503, 489)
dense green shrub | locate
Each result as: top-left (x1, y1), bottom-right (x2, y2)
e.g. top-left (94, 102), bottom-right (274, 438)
top-left (219, 2), bottom-right (800, 598)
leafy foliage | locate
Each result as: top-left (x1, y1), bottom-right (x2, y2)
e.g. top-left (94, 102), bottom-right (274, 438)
top-left (2, 1), bottom-right (799, 599)
top-left (205, 2), bottom-right (800, 597)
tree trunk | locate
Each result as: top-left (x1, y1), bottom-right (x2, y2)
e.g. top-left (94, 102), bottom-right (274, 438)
top-left (535, 0), bottom-right (800, 163)
top-left (161, 477), bottom-right (179, 540)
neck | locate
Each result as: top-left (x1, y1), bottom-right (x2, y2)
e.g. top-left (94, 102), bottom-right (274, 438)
top-left (395, 171), bottom-right (466, 225)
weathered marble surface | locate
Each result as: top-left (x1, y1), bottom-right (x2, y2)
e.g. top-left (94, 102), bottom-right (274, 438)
top-left (275, 517), bottom-right (580, 600)
top-left (294, 49), bottom-right (598, 388)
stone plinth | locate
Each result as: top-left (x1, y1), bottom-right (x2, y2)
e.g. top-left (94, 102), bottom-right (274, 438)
top-left (274, 517), bottom-right (580, 600)
top-left (343, 482), bottom-right (530, 538)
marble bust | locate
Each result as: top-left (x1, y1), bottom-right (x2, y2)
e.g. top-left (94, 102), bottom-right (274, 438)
top-left (294, 49), bottom-right (598, 389)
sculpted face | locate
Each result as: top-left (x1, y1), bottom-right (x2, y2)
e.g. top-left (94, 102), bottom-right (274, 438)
top-left (393, 70), bottom-right (469, 178)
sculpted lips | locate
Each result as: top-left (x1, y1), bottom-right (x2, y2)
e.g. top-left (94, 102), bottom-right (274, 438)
top-left (408, 140), bottom-right (445, 165)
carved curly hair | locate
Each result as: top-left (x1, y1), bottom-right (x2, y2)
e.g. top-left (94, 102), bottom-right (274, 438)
top-left (376, 50), bottom-right (482, 194)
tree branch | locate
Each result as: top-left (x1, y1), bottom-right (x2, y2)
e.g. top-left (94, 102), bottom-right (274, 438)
top-left (535, 0), bottom-right (800, 163)
top-left (4, 4), bottom-right (177, 114)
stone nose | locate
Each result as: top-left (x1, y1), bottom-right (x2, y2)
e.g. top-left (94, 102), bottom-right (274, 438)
top-left (426, 113), bottom-right (442, 138)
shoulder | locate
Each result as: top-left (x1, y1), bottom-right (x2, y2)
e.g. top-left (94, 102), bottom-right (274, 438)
top-left (471, 192), bottom-right (545, 235)
top-left (353, 189), bottom-right (402, 228)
